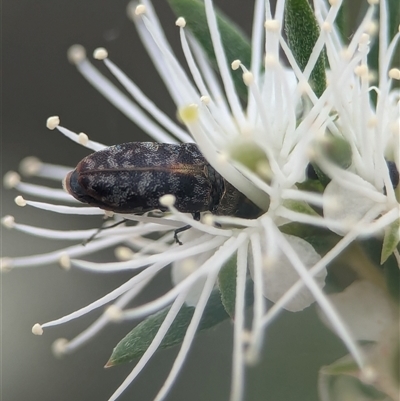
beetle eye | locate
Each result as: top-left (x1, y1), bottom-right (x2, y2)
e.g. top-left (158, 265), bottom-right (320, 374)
top-left (65, 169), bottom-right (89, 202)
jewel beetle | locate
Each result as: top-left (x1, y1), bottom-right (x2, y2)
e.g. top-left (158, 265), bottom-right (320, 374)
top-left (65, 142), bottom-right (262, 243)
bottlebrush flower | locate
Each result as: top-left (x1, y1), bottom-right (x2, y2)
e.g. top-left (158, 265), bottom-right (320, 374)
top-left (2, 1), bottom-right (399, 400)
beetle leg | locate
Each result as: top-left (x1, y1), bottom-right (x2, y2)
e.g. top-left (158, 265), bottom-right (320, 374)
top-left (173, 226), bottom-right (188, 245)
top-left (192, 212), bottom-right (201, 221)
top-left (83, 218), bottom-right (128, 246)
top-left (173, 212), bottom-right (201, 245)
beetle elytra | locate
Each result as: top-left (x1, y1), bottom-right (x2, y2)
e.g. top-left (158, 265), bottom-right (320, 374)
top-left (65, 142), bottom-right (262, 243)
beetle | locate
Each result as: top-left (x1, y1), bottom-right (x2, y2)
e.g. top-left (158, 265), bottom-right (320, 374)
top-left (65, 142), bottom-right (262, 243)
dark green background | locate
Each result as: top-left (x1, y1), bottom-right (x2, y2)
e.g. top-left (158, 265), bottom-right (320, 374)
top-left (2, 1), bottom-right (347, 400)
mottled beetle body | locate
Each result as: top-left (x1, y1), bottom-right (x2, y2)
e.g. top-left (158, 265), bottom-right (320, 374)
top-left (65, 142), bottom-right (262, 220)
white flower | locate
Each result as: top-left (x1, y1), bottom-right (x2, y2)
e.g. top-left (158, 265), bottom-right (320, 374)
top-left (320, 280), bottom-right (397, 342)
top-left (249, 233), bottom-right (325, 312)
top-left (317, 2), bottom-right (400, 237)
top-left (2, 1), bottom-right (398, 401)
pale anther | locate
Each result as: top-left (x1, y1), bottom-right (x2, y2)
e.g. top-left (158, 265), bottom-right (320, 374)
top-left (104, 210), bottom-right (114, 218)
top-left (181, 258), bottom-right (197, 272)
top-left (361, 365), bottom-right (378, 383)
top-left (217, 152), bottom-right (229, 165)
top-left (231, 60), bottom-right (241, 70)
top-left (126, 1), bottom-right (136, 20)
top-left (115, 246), bottom-right (135, 261)
top-left (241, 330), bottom-right (252, 345)
top-left (328, 0), bottom-right (339, 5)
top-left (59, 253), bottom-right (71, 270)
top-left (105, 305), bottom-right (123, 322)
top-left (264, 19), bottom-right (280, 32)
top-left (243, 71), bottom-right (254, 86)
top-left (264, 54), bottom-right (277, 67)
top-left (368, 71), bottom-right (377, 84)
top-left (78, 132), bottom-right (89, 145)
top-left (359, 33), bottom-right (370, 45)
top-left (178, 104), bottom-right (199, 123)
top-left (202, 214), bottom-right (214, 226)
top-left (46, 116), bottom-right (60, 130)
top-left (19, 156), bottom-right (42, 176)
top-left (2, 215), bottom-right (15, 229)
top-left (366, 21), bottom-right (378, 36)
top-left (322, 21), bottom-right (332, 32)
top-left (93, 47), bottom-right (108, 60)
top-left (15, 196), bottom-right (27, 207)
top-left (67, 45), bottom-right (86, 65)
top-left (3, 171), bottom-right (21, 189)
top-left (389, 68), bottom-right (400, 80)
top-left (52, 338), bottom-right (69, 358)
top-left (200, 95), bottom-right (211, 104)
top-left (135, 4), bottom-right (146, 15)
top-left (175, 17), bottom-right (186, 28)
top-left (367, 0), bottom-right (379, 4)
top-left (0, 258), bottom-right (13, 272)
top-left (159, 194), bottom-right (176, 207)
top-left (354, 65), bottom-right (368, 78)
top-left (32, 323), bottom-right (44, 336)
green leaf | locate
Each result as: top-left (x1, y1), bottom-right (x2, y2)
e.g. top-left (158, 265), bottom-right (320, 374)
top-left (320, 353), bottom-right (360, 376)
top-left (319, 353), bottom-right (387, 401)
top-left (310, 163), bottom-right (331, 187)
top-left (285, 0), bottom-right (326, 97)
top-left (280, 222), bottom-right (339, 256)
top-left (318, 135), bottom-right (353, 170)
top-left (388, 0), bottom-right (400, 43)
top-left (168, 0), bottom-right (251, 100)
top-left (282, 199), bottom-right (319, 216)
top-left (381, 219), bottom-right (399, 264)
top-left (383, 254), bottom-right (400, 303)
top-left (335, 1), bottom-right (350, 43)
top-left (319, 328), bottom-right (400, 401)
top-left (319, 370), bottom-right (388, 401)
top-left (296, 177), bottom-right (325, 193)
top-left (309, 135), bottom-right (353, 187)
top-left (368, 0), bottom-right (400, 97)
top-left (229, 140), bottom-right (271, 178)
top-left (218, 255), bottom-right (237, 318)
top-left (107, 281), bottom-right (254, 366)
